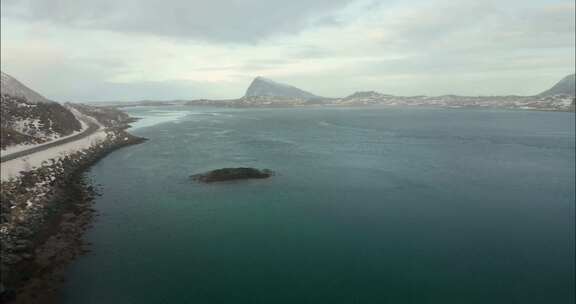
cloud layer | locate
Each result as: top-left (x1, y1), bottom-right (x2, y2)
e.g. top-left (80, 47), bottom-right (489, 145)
top-left (1, 0), bottom-right (353, 42)
top-left (1, 0), bottom-right (574, 101)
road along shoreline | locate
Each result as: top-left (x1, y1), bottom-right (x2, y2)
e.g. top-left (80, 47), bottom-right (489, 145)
top-left (0, 120), bottom-right (147, 303)
top-left (0, 121), bottom-right (99, 163)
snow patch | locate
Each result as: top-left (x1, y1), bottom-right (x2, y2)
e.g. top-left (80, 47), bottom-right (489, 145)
top-left (0, 105), bottom-right (94, 157)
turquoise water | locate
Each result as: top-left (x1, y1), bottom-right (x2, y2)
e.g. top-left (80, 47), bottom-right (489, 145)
top-left (64, 107), bottom-right (575, 303)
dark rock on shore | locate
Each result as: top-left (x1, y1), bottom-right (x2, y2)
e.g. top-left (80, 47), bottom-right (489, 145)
top-left (191, 168), bottom-right (273, 183)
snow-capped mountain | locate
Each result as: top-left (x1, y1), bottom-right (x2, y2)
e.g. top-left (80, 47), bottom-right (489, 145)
top-left (538, 74), bottom-right (575, 97)
top-left (0, 71), bottom-right (53, 104)
top-left (1, 71), bottom-right (82, 149)
top-left (244, 76), bottom-right (320, 99)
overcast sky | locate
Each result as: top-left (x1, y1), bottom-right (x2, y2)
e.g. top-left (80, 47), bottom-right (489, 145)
top-left (1, 0), bottom-right (574, 102)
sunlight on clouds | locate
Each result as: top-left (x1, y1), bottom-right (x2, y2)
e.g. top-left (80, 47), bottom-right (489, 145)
top-left (1, 0), bottom-right (574, 100)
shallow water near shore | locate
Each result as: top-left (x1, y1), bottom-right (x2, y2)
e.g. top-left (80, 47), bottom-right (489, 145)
top-left (63, 106), bottom-right (575, 303)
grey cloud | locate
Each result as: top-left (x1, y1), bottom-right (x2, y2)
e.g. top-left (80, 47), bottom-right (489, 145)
top-left (360, 52), bottom-right (574, 76)
top-left (237, 59), bottom-right (295, 71)
top-left (69, 80), bottom-right (209, 103)
top-left (375, 0), bottom-right (575, 51)
top-left (1, 0), bottom-right (354, 43)
top-left (292, 46), bottom-right (333, 59)
top-left (347, 47), bottom-right (575, 96)
top-left (388, 1), bottom-right (497, 45)
top-left (2, 0), bottom-right (574, 99)
top-left (0, 53), bottom-right (220, 101)
top-left (36, 73), bottom-right (228, 102)
top-left (520, 3), bottom-right (576, 34)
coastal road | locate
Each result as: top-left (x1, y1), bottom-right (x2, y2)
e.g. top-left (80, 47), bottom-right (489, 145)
top-left (0, 118), bottom-right (100, 163)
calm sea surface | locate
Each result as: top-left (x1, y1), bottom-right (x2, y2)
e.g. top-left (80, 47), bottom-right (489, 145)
top-left (63, 106), bottom-right (575, 303)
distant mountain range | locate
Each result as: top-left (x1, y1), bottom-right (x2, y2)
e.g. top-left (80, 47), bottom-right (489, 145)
top-left (242, 74), bottom-right (575, 100)
top-left (182, 74), bottom-right (575, 110)
top-left (1, 71), bottom-right (82, 149)
top-left (4, 71), bottom-right (574, 115)
top-left (538, 74), bottom-right (575, 97)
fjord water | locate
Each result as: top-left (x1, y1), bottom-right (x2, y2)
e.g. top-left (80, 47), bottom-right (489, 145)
top-left (64, 107), bottom-right (575, 303)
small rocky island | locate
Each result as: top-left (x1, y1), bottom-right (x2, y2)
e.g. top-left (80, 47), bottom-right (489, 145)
top-left (191, 168), bottom-right (273, 183)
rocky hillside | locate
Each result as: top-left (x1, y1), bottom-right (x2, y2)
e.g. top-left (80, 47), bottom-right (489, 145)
top-left (538, 74), bottom-right (575, 97)
top-left (67, 103), bottom-right (136, 129)
top-left (0, 72), bottom-right (82, 149)
top-left (245, 77), bottom-right (320, 99)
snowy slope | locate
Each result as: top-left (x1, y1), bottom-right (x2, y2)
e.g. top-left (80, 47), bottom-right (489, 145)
top-left (1, 71), bottom-right (82, 149)
top-left (0, 71), bottom-right (52, 104)
top-left (0, 107), bottom-right (90, 157)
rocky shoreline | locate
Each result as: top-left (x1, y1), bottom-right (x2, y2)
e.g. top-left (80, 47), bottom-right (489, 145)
top-left (0, 125), bottom-right (146, 303)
